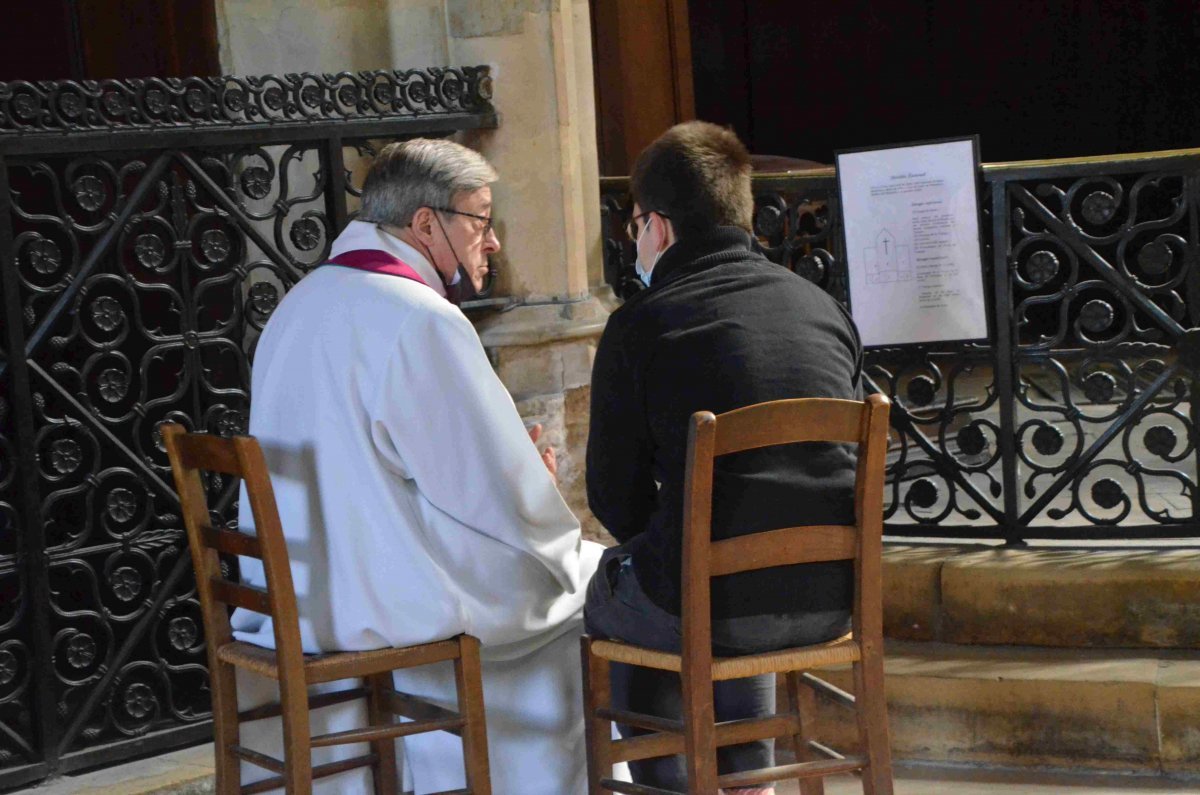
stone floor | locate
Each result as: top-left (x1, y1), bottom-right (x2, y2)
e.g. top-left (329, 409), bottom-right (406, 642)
top-left (18, 744), bottom-right (214, 795)
top-left (15, 744), bottom-right (1200, 795)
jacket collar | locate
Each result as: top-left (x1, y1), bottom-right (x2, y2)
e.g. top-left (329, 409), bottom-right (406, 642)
top-left (648, 225), bottom-right (757, 288)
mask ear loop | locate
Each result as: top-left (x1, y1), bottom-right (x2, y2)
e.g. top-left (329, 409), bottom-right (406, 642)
top-left (398, 216), bottom-right (441, 280)
top-left (431, 212), bottom-right (465, 288)
top-left (635, 213), bottom-right (664, 287)
top-left (432, 211), bottom-right (474, 305)
top-left (403, 211), bottom-right (465, 285)
top-left (395, 213), bottom-right (466, 305)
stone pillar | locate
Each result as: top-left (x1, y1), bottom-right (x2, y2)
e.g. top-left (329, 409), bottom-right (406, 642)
top-left (448, 0), bottom-right (611, 541)
top-left (217, 0), bottom-right (612, 540)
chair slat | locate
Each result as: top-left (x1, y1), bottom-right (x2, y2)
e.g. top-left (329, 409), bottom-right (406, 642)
top-left (240, 753), bottom-right (378, 795)
top-left (201, 525), bottom-right (263, 558)
top-left (176, 433), bottom-right (243, 476)
top-left (715, 714), bottom-right (799, 748)
top-left (230, 744), bottom-right (284, 774)
top-left (710, 524), bottom-right (857, 576)
top-left (237, 686), bottom-right (367, 723)
top-left (808, 739), bottom-right (846, 760)
top-left (211, 578), bottom-right (272, 615)
top-left (800, 671), bottom-right (856, 709)
top-left (712, 398), bottom-right (865, 455)
top-left (716, 755), bottom-right (867, 788)
top-left (596, 707), bottom-right (683, 735)
top-left (605, 713), bottom-right (801, 766)
top-left (311, 716), bottom-right (465, 748)
top-left (610, 731), bottom-right (682, 764)
top-left (599, 780), bottom-right (679, 795)
top-left (385, 689), bottom-right (462, 725)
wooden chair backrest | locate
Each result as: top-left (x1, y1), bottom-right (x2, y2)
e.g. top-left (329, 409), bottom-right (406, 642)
top-left (680, 395), bottom-right (891, 675)
top-left (161, 424), bottom-right (306, 672)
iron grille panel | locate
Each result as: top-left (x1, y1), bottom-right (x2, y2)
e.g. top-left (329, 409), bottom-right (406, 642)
top-left (0, 68), bottom-right (496, 789)
top-left (600, 154), bottom-right (1200, 543)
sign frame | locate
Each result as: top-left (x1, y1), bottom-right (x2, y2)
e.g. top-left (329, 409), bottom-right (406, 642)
top-left (834, 134), bottom-right (992, 349)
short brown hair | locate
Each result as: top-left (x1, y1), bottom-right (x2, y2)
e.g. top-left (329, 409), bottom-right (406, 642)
top-left (631, 121), bottom-right (753, 238)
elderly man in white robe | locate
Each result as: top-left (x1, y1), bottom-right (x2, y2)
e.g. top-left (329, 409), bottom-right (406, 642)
top-left (230, 138), bottom-right (606, 794)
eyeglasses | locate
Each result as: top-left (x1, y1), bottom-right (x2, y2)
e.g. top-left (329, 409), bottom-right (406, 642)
top-left (626, 210), bottom-right (668, 243)
top-left (433, 206), bottom-right (494, 235)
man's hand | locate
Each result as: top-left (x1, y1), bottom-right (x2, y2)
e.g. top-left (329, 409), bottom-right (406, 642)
top-left (527, 423), bottom-right (558, 484)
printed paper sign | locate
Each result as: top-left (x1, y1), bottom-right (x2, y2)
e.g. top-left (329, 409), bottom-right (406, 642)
top-left (837, 137), bottom-right (988, 347)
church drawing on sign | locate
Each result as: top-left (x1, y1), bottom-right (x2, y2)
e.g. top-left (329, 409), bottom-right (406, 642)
top-left (864, 227), bottom-right (912, 284)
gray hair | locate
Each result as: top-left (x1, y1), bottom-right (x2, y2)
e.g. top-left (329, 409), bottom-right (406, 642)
top-left (358, 138), bottom-right (498, 227)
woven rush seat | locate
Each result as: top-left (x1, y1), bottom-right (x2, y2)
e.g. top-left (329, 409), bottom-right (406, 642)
top-left (216, 638), bottom-right (464, 684)
top-left (589, 633), bottom-right (859, 681)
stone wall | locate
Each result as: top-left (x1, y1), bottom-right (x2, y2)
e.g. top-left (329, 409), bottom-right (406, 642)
top-left (215, 0), bottom-right (450, 74)
top-left (450, 1), bottom-right (610, 542)
top-left (478, 300), bottom-right (612, 542)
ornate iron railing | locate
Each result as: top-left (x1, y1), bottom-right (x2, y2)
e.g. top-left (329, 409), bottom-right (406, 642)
top-left (601, 149), bottom-right (1200, 544)
top-left (0, 68), bottom-right (495, 790)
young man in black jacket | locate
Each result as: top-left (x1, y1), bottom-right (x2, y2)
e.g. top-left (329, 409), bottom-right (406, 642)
top-left (584, 121), bottom-right (864, 794)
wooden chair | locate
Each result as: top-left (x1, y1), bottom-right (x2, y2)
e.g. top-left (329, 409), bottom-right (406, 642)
top-left (581, 395), bottom-right (893, 795)
top-left (162, 424), bottom-right (492, 795)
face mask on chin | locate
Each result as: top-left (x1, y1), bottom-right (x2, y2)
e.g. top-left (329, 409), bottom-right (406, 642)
top-left (445, 264), bottom-right (477, 305)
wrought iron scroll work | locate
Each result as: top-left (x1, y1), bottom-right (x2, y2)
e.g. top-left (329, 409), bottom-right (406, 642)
top-left (1007, 164), bottom-right (1198, 533)
top-left (600, 153), bottom-right (1200, 542)
top-left (0, 69), bottom-right (497, 788)
top-left (0, 68), bottom-right (494, 135)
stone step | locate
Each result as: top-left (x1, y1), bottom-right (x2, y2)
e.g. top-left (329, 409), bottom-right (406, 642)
top-left (20, 741), bottom-right (1200, 795)
top-left (881, 544), bottom-right (1200, 649)
top-left (807, 641), bottom-right (1200, 775)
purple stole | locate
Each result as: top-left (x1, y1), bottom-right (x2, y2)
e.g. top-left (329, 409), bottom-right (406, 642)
top-left (326, 249), bottom-right (443, 297)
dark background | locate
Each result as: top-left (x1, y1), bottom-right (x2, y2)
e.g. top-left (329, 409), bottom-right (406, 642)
top-left (689, 0), bottom-right (1200, 164)
top-left (0, 0), bottom-right (218, 83)
top-left (1, 1), bottom-right (1198, 169)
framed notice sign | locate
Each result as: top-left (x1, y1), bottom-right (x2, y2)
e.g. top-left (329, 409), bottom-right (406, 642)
top-left (836, 136), bottom-right (989, 348)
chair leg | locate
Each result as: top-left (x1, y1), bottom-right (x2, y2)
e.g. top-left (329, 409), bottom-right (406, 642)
top-left (580, 637), bottom-right (612, 795)
top-left (211, 660), bottom-right (242, 795)
top-left (682, 672), bottom-right (719, 795)
top-left (367, 673), bottom-right (399, 795)
top-left (852, 650), bottom-right (893, 795)
top-left (455, 635), bottom-right (492, 795)
top-left (787, 671), bottom-right (825, 795)
top-left (278, 675), bottom-right (313, 793)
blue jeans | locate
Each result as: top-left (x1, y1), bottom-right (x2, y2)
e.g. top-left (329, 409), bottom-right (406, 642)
top-left (583, 545), bottom-right (852, 791)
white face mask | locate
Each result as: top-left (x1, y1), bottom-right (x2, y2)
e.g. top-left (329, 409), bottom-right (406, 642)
top-left (634, 214), bottom-right (664, 287)
top-left (635, 254), bottom-right (659, 287)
